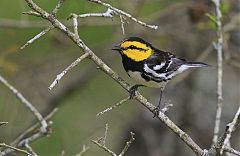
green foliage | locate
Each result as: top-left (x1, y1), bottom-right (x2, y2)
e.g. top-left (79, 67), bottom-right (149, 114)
top-left (220, 1), bottom-right (230, 15)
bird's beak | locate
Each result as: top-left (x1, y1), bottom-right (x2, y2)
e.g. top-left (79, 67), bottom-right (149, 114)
top-left (112, 44), bottom-right (122, 51)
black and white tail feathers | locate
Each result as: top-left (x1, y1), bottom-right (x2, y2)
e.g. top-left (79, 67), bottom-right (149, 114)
top-left (184, 62), bottom-right (210, 68)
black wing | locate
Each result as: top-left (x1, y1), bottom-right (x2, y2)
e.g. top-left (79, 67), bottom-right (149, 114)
top-left (143, 50), bottom-right (186, 81)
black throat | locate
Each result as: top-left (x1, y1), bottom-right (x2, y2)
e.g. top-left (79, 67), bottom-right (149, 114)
top-left (120, 54), bottom-right (144, 72)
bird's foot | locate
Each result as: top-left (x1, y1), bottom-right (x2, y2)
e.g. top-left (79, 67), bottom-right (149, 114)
top-left (153, 105), bottom-right (161, 118)
top-left (129, 85), bottom-right (144, 99)
top-left (153, 101), bottom-right (173, 118)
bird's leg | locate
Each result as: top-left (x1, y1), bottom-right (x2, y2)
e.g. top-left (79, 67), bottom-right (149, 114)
top-left (129, 85), bottom-right (144, 99)
top-left (153, 87), bottom-right (164, 118)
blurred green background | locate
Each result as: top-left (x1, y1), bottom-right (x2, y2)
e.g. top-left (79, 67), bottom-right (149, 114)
top-left (0, 0), bottom-right (239, 156)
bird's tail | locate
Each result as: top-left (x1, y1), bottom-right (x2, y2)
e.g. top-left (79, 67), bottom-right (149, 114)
top-left (185, 62), bottom-right (210, 68)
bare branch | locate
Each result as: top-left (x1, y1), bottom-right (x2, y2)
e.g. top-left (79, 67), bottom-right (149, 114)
top-left (91, 140), bottom-right (116, 156)
top-left (0, 143), bottom-right (32, 156)
top-left (224, 146), bottom-right (240, 156)
top-left (0, 74), bottom-right (48, 133)
top-left (97, 97), bottom-right (130, 116)
top-left (119, 15), bottom-right (125, 35)
top-left (103, 123), bottom-right (108, 146)
top-left (0, 122), bottom-right (8, 126)
top-left (52, 0), bottom-right (65, 16)
top-left (212, 0), bottom-right (224, 145)
top-left (78, 8), bottom-right (114, 18)
top-left (88, 0), bottom-right (158, 29)
top-left (48, 53), bottom-right (89, 90)
top-left (75, 145), bottom-right (90, 156)
top-left (11, 108), bottom-right (58, 146)
top-left (119, 132), bottom-right (135, 156)
top-left (161, 102), bottom-right (173, 113)
top-left (22, 11), bottom-right (41, 17)
top-left (24, 143), bottom-right (37, 156)
top-left (220, 107), bottom-right (240, 153)
top-left (20, 25), bottom-right (54, 49)
top-left (1, 108), bottom-right (58, 156)
top-left (92, 124), bottom-right (134, 156)
top-left (72, 14), bottom-right (79, 36)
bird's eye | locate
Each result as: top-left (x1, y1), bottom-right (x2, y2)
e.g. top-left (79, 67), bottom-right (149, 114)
top-left (129, 45), bottom-right (135, 49)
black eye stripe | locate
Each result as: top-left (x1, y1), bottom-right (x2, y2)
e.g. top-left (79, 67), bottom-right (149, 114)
top-left (127, 45), bottom-right (146, 51)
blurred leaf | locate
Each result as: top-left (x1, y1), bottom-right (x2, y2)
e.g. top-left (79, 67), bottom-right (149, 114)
top-left (220, 2), bottom-right (230, 14)
top-left (197, 21), bottom-right (216, 30)
top-left (205, 13), bottom-right (217, 25)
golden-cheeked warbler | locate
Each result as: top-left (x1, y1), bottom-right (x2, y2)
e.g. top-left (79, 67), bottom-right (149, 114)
top-left (112, 37), bottom-right (209, 114)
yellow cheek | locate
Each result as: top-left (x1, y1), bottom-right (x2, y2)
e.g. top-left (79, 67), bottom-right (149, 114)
top-left (123, 48), bottom-right (152, 61)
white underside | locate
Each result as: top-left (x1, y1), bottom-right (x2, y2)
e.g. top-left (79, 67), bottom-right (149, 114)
top-left (127, 71), bottom-right (167, 88)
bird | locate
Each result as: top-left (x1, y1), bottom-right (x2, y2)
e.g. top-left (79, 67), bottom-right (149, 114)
top-left (112, 37), bottom-right (209, 115)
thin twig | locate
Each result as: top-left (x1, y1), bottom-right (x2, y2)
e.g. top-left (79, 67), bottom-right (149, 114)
top-left (224, 146), bottom-right (240, 156)
top-left (0, 122), bottom-right (8, 126)
top-left (220, 107), bottom-right (240, 153)
top-left (119, 15), bottom-right (125, 35)
top-left (212, 0), bottom-right (224, 145)
top-left (75, 145), bottom-right (90, 156)
top-left (91, 140), bottom-right (116, 156)
top-left (52, 0), bottom-right (65, 16)
top-left (78, 8), bottom-right (114, 18)
top-left (20, 25), bottom-right (54, 49)
top-left (0, 108), bottom-right (57, 156)
top-left (91, 124), bottom-right (134, 156)
top-left (88, 0), bottom-right (158, 29)
top-left (48, 53), bottom-right (89, 90)
top-left (0, 74), bottom-right (48, 133)
top-left (119, 132), bottom-right (135, 156)
top-left (0, 143), bottom-right (32, 156)
top-left (92, 129), bottom-right (135, 156)
top-left (91, 123), bottom-right (117, 156)
top-left (97, 97), bottom-right (130, 116)
top-left (161, 102), bottom-right (173, 113)
top-left (72, 14), bottom-right (79, 36)
top-left (11, 108), bottom-right (58, 146)
top-left (22, 11), bottom-right (41, 17)
top-left (95, 123), bottom-right (108, 146)
top-left (24, 143), bottom-right (37, 156)
top-left (103, 123), bottom-right (108, 146)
